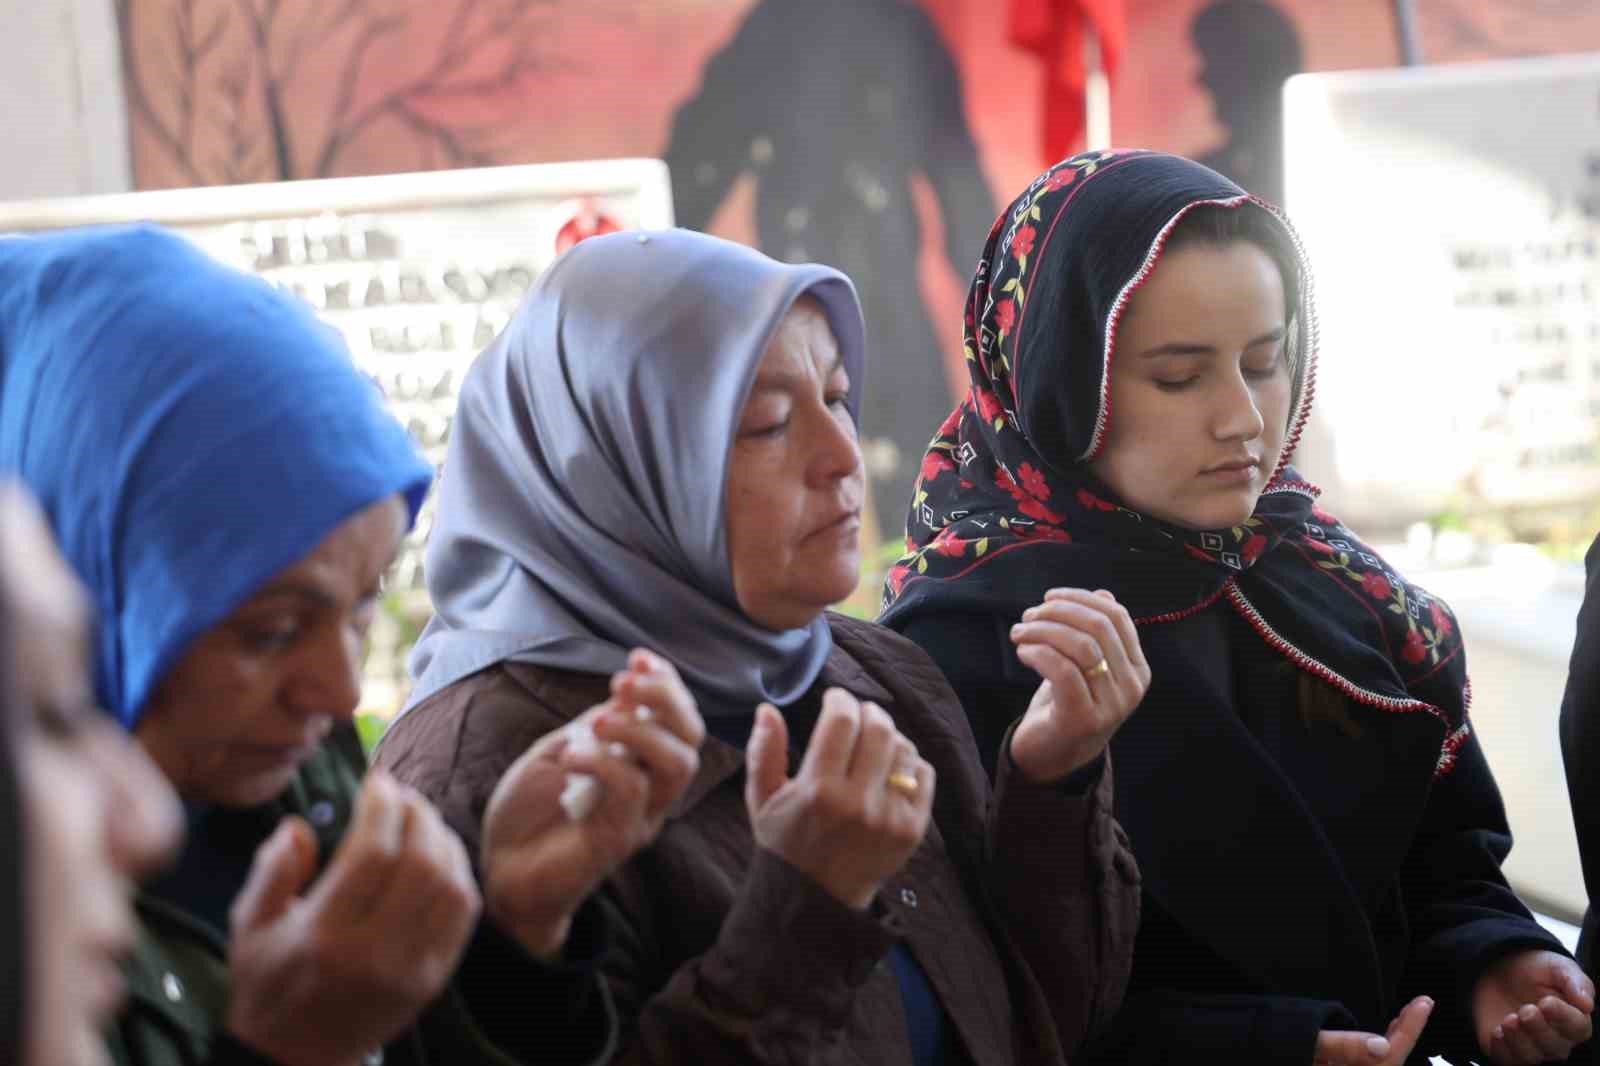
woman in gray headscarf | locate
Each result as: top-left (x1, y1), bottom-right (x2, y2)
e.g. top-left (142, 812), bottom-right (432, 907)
top-left (377, 228), bottom-right (1141, 1065)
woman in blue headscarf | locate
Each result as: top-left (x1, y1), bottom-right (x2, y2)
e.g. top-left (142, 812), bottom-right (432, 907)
top-left (0, 223), bottom-right (701, 1066)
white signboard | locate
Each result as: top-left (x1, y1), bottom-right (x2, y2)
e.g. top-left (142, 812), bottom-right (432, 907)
top-left (0, 158), bottom-right (674, 593)
top-left (0, 160), bottom-right (673, 710)
top-left (1285, 53), bottom-right (1600, 529)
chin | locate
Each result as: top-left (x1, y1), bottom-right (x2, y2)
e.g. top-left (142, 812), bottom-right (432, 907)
top-left (208, 764), bottom-right (302, 808)
top-left (1163, 494), bottom-right (1261, 532)
top-left (819, 560), bottom-right (862, 608)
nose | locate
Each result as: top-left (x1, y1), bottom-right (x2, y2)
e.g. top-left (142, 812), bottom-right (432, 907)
top-left (1212, 368), bottom-right (1266, 443)
top-left (806, 408), bottom-right (864, 491)
top-left (91, 724), bottom-right (183, 879)
top-left (285, 627), bottom-right (364, 723)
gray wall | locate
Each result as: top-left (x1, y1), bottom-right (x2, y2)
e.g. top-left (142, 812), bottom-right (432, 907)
top-left (0, 0), bottom-right (130, 201)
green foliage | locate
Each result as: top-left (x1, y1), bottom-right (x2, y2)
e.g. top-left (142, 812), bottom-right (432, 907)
top-left (355, 711), bottom-right (389, 757)
top-left (834, 538), bottom-right (906, 620)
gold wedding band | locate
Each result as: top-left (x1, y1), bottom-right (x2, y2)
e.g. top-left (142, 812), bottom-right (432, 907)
top-left (1085, 658), bottom-right (1111, 680)
top-left (886, 770), bottom-right (920, 796)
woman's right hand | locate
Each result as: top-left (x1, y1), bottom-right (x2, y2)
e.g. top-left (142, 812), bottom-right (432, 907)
top-left (1314, 997), bottom-right (1432, 1066)
top-left (226, 771), bottom-right (481, 1066)
top-left (745, 687), bottom-right (934, 909)
top-left (480, 649), bottom-right (705, 960)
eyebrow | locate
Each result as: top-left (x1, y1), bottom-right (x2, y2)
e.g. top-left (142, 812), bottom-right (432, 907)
top-left (749, 350), bottom-right (848, 392)
top-left (1138, 326), bottom-right (1285, 359)
top-left (245, 581), bottom-right (341, 611)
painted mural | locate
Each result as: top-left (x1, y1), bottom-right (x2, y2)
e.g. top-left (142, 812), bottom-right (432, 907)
top-left (118, 0), bottom-right (1600, 528)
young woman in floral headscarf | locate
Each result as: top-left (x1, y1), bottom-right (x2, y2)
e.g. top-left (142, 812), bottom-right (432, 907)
top-left (882, 149), bottom-right (1593, 1066)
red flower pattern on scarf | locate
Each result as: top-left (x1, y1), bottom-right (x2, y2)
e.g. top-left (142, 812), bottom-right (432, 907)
top-left (1018, 461), bottom-right (1051, 500)
top-left (920, 449), bottom-right (956, 484)
top-left (1362, 572), bottom-right (1393, 601)
top-left (1012, 224), bottom-right (1038, 260)
top-left (995, 465), bottom-right (1063, 523)
top-left (1045, 167), bottom-right (1078, 192)
top-left (995, 298), bottom-right (1017, 335)
top-left (975, 387), bottom-right (1005, 425)
top-left (1076, 488), bottom-right (1116, 513)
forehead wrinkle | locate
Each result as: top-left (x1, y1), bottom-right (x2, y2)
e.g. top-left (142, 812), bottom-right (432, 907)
top-left (751, 329), bottom-right (846, 393)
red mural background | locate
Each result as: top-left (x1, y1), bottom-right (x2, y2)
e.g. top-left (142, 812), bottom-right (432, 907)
top-left (121, 2), bottom-right (1600, 199)
top-left (118, 0), bottom-right (1600, 524)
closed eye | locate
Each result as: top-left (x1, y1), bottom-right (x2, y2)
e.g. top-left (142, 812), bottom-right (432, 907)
top-left (1153, 377), bottom-right (1199, 392)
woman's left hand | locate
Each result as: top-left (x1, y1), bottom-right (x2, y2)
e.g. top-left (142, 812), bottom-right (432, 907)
top-left (1008, 588), bottom-right (1150, 784)
top-left (1473, 949), bottom-right (1594, 1064)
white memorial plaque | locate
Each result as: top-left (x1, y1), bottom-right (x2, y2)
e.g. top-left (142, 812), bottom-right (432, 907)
top-left (1285, 53), bottom-right (1600, 529)
top-left (0, 159), bottom-right (674, 710)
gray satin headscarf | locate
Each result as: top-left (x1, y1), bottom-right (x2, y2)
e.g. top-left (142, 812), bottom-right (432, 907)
top-left (405, 229), bottom-right (866, 717)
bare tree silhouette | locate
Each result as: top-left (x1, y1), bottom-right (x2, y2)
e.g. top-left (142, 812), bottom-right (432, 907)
top-left (119, 0), bottom-right (590, 185)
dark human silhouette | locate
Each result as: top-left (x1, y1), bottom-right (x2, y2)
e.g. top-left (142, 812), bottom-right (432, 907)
top-left (665, 0), bottom-right (996, 534)
top-left (1192, 0), bottom-right (1304, 206)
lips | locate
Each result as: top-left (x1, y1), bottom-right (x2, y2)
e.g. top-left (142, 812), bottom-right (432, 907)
top-left (804, 508), bottom-right (862, 541)
top-left (1202, 456), bottom-right (1261, 475)
top-left (235, 740), bottom-right (320, 773)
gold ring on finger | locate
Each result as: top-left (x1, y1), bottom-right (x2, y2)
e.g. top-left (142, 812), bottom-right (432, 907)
top-left (1084, 658), bottom-right (1111, 680)
top-left (886, 770), bottom-right (920, 797)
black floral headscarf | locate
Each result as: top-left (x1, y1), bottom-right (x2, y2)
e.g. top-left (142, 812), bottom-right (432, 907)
top-left (880, 150), bottom-right (1469, 775)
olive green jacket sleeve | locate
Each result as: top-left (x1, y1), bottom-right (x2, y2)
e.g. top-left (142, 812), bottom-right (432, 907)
top-left (107, 726), bottom-right (618, 1066)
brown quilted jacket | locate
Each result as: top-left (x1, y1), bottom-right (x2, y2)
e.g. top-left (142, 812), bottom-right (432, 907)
top-left (375, 612), bottom-right (1139, 1065)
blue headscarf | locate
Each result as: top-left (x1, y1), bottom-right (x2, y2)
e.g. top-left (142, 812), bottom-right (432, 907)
top-left (0, 224), bottom-right (433, 728)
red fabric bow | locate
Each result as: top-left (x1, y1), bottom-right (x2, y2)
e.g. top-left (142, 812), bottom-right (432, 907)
top-left (1008, 0), bottom-right (1127, 162)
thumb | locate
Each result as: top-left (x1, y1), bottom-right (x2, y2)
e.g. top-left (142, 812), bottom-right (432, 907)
top-left (1555, 958), bottom-right (1597, 1013)
top-left (230, 815), bottom-right (317, 933)
top-left (744, 703), bottom-right (789, 816)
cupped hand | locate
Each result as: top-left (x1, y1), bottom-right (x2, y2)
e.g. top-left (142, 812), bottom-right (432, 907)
top-left (1008, 588), bottom-right (1150, 783)
top-left (745, 687), bottom-right (933, 909)
top-left (1474, 949), bottom-right (1594, 1064)
top-left (226, 771), bottom-right (480, 1066)
top-left (481, 648), bottom-right (705, 959)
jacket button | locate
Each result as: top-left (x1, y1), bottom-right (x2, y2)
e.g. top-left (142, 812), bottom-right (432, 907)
top-left (363, 1050), bottom-right (385, 1066)
top-left (309, 800), bottom-right (337, 827)
top-left (162, 973), bottom-right (183, 1002)
top-left (899, 888), bottom-right (919, 908)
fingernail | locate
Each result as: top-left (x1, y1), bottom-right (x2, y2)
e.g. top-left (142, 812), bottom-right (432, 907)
top-left (1022, 607), bottom-right (1038, 620)
top-left (1419, 996), bottom-right (1433, 1010)
top-left (1365, 1036), bottom-right (1389, 1057)
top-left (1494, 1024), bottom-right (1505, 1040)
top-left (1521, 1004), bottom-right (1540, 1022)
top-left (608, 741), bottom-right (629, 760)
top-left (1010, 624), bottom-right (1024, 638)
